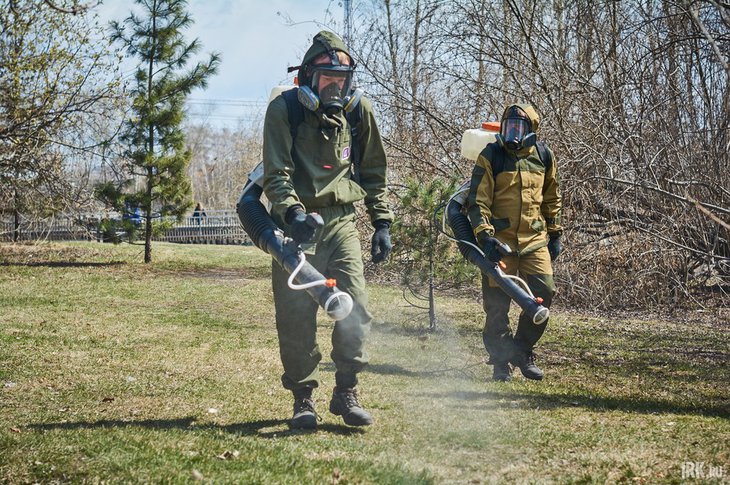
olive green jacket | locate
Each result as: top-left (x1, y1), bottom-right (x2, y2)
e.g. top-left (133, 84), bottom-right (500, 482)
top-left (263, 95), bottom-right (393, 226)
top-left (467, 143), bottom-right (562, 255)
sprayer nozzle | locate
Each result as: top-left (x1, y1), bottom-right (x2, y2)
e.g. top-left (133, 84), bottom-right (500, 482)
top-left (324, 291), bottom-right (354, 321)
top-left (533, 306), bottom-right (550, 325)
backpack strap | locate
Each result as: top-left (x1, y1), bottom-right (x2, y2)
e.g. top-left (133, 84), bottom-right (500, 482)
top-left (535, 141), bottom-right (553, 173)
top-left (485, 142), bottom-right (506, 179)
top-left (281, 88), bottom-right (304, 141)
top-left (345, 103), bottom-right (363, 184)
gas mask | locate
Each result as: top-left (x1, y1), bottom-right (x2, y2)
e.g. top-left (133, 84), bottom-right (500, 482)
top-left (498, 106), bottom-right (537, 151)
top-left (296, 51), bottom-right (362, 116)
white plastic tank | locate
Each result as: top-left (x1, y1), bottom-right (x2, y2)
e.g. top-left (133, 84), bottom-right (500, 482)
top-left (268, 85), bottom-right (297, 103)
top-left (460, 121), bottom-right (501, 161)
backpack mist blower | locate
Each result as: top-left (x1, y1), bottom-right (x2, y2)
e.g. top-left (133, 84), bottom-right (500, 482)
top-left (442, 181), bottom-right (549, 325)
top-left (236, 162), bottom-right (353, 321)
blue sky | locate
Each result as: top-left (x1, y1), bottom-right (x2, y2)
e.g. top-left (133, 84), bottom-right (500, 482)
top-left (96, 0), bottom-right (341, 127)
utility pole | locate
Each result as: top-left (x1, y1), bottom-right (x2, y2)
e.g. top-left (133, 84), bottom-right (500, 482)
top-left (343, 0), bottom-right (352, 46)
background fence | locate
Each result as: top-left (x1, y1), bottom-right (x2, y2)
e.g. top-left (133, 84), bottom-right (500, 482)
top-left (0, 210), bottom-right (250, 245)
top-left (153, 210), bottom-right (249, 245)
top-left (0, 217), bottom-right (93, 243)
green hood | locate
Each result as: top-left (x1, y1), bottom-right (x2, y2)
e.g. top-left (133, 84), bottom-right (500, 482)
top-left (298, 31), bottom-right (352, 87)
top-left (301, 30), bottom-right (352, 67)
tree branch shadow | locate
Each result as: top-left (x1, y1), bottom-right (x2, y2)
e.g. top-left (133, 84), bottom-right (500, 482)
top-left (362, 358), bottom-right (730, 419)
top-left (412, 388), bottom-right (730, 419)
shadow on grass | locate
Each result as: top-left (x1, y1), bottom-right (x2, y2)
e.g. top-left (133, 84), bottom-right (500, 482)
top-left (371, 321), bottom-right (436, 337)
top-left (27, 417), bottom-right (365, 437)
top-left (321, 361), bottom-right (438, 378)
top-left (153, 266), bottom-right (271, 281)
top-left (347, 354), bottom-right (729, 419)
top-left (363, 363), bottom-right (480, 380)
top-left (371, 320), bottom-right (478, 342)
top-left (365, 363), bottom-right (422, 377)
top-left (0, 261), bottom-right (126, 268)
top-left (412, 388), bottom-right (730, 419)
top-left (362, 359), bottom-right (730, 419)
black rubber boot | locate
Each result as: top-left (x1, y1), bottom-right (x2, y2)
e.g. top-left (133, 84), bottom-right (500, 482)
top-left (329, 387), bottom-right (373, 426)
top-left (512, 351), bottom-right (544, 381)
top-left (290, 387), bottom-right (317, 429)
top-left (492, 362), bottom-right (512, 382)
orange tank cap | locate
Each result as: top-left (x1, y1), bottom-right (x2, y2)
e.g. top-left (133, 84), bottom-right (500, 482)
top-left (481, 121), bottom-right (501, 132)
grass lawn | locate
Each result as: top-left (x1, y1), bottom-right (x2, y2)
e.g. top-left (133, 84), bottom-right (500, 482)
top-left (1, 241), bottom-right (728, 484)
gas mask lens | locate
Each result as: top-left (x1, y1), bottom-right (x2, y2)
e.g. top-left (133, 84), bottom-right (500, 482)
top-left (311, 68), bottom-right (353, 114)
top-left (501, 117), bottom-right (530, 150)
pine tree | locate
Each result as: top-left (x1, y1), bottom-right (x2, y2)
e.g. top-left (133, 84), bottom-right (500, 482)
top-left (389, 177), bottom-right (479, 330)
top-left (110, 0), bottom-right (220, 262)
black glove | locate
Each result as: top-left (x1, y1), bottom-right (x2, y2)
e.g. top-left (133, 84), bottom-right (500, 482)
top-left (547, 234), bottom-right (563, 261)
top-left (286, 205), bottom-right (318, 244)
top-left (371, 220), bottom-right (392, 264)
top-left (478, 232), bottom-right (503, 263)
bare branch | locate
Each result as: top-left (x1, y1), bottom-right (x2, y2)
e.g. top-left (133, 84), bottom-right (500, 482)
top-left (592, 176), bottom-right (730, 216)
top-left (42, 0), bottom-right (98, 15)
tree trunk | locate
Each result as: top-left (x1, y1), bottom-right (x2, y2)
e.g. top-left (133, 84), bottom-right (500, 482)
top-left (144, 4), bottom-right (156, 264)
top-left (12, 190), bottom-right (20, 243)
top-left (144, 167), bottom-right (153, 263)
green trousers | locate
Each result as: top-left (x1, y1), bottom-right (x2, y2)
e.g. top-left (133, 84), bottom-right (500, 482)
top-left (481, 246), bottom-right (556, 363)
top-left (272, 204), bottom-right (371, 392)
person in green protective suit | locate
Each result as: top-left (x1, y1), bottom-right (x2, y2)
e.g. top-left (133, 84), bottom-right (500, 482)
top-left (263, 31), bottom-right (394, 428)
top-left (467, 104), bottom-right (563, 382)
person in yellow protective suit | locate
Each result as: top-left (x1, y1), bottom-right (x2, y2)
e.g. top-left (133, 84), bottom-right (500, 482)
top-left (466, 104), bottom-right (563, 381)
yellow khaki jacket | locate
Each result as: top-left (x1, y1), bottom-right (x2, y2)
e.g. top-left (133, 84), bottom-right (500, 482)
top-left (467, 142), bottom-right (562, 255)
